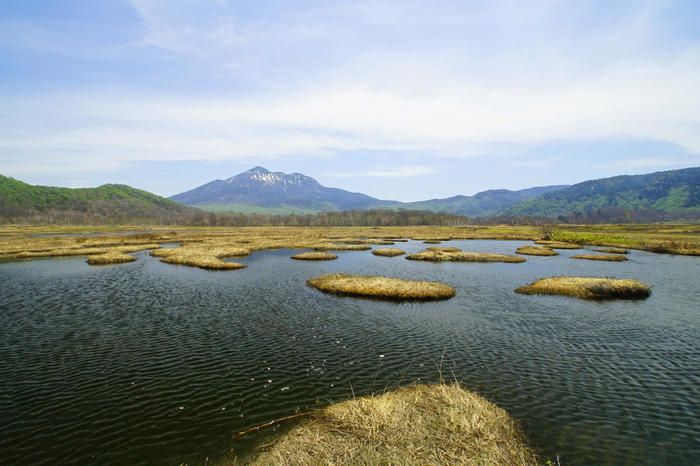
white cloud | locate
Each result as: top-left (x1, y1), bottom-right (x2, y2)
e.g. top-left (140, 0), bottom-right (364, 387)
top-left (2, 0), bottom-right (700, 179)
top-left (327, 166), bottom-right (438, 179)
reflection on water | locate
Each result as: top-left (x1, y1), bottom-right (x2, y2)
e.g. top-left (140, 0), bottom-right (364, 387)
top-left (0, 240), bottom-right (698, 465)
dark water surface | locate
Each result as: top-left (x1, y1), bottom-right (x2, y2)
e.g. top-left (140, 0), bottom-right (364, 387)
top-left (1, 240), bottom-right (698, 465)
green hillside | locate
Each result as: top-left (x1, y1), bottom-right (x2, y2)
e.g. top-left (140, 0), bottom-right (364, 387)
top-left (0, 174), bottom-right (195, 221)
top-left (504, 167), bottom-right (700, 217)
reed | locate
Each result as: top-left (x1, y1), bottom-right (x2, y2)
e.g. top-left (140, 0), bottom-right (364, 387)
top-left (593, 247), bottom-right (629, 254)
top-left (534, 240), bottom-right (582, 249)
top-left (406, 250), bottom-right (525, 263)
top-left (371, 248), bottom-right (405, 257)
top-left (515, 276), bottom-right (650, 299)
top-left (516, 245), bottom-right (559, 256)
top-left (571, 254), bottom-right (628, 262)
top-left (312, 244), bottom-right (373, 251)
top-left (290, 252), bottom-right (338, 260)
top-left (86, 251), bottom-right (136, 265)
top-left (426, 246), bottom-right (462, 252)
top-left (307, 273), bottom-right (455, 301)
top-left (250, 383), bottom-right (538, 465)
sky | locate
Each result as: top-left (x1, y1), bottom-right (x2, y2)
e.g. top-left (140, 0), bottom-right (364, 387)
top-left (1, 0), bottom-right (699, 202)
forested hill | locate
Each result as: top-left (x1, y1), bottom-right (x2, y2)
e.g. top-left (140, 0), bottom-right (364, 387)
top-left (503, 167), bottom-right (700, 217)
top-left (0, 174), bottom-right (197, 223)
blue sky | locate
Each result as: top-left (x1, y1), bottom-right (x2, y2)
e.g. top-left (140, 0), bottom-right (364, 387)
top-left (1, 0), bottom-right (699, 201)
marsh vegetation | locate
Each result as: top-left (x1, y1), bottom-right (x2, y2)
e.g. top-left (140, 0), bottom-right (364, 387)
top-left (371, 248), bottom-right (405, 257)
top-left (249, 383), bottom-right (537, 465)
top-left (571, 254), bottom-right (628, 262)
top-left (406, 250), bottom-right (525, 263)
top-left (515, 245), bottom-right (559, 256)
top-left (290, 252), bottom-right (338, 260)
top-left (515, 277), bottom-right (651, 300)
top-left (306, 273), bottom-right (456, 301)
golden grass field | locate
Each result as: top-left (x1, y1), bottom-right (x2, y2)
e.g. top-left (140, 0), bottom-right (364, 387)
top-left (571, 254), bottom-right (628, 262)
top-left (515, 277), bottom-right (651, 300)
top-left (406, 250), bottom-right (526, 263)
top-left (307, 273), bottom-right (456, 301)
top-left (248, 383), bottom-right (538, 465)
top-left (534, 240), bottom-right (582, 249)
top-left (515, 245), bottom-right (559, 256)
top-left (593, 247), bottom-right (629, 254)
top-left (0, 224), bottom-right (697, 270)
top-left (371, 248), bottom-right (406, 257)
top-left (290, 252), bottom-right (338, 260)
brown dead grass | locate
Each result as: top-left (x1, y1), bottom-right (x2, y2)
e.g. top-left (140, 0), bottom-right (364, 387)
top-left (423, 240), bottom-right (442, 244)
top-left (406, 250), bottom-right (526, 263)
top-left (312, 244), bottom-right (373, 251)
top-left (515, 276), bottom-right (650, 299)
top-left (534, 240), bottom-right (582, 249)
top-left (426, 246), bottom-right (462, 252)
top-left (86, 251), bottom-right (137, 265)
top-left (307, 273), bottom-right (455, 301)
top-left (1, 224), bottom-right (695, 273)
top-left (593, 247), bottom-right (629, 254)
top-left (250, 383), bottom-right (538, 465)
top-left (516, 245), bottom-right (559, 256)
top-left (151, 244), bottom-right (248, 270)
top-left (371, 248), bottom-right (406, 257)
top-left (571, 254), bottom-right (628, 262)
top-left (291, 252), bottom-right (338, 260)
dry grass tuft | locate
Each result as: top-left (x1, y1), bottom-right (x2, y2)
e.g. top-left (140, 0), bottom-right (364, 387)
top-left (515, 276), bottom-right (650, 299)
top-left (406, 250), bottom-right (525, 263)
top-left (422, 240), bottom-right (442, 244)
top-left (593, 247), bottom-right (629, 254)
top-left (312, 244), bottom-right (373, 251)
top-left (426, 246), bottom-right (462, 252)
top-left (250, 383), bottom-right (538, 465)
top-left (307, 273), bottom-right (455, 301)
top-left (516, 245), bottom-right (559, 256)
top-left (571, 254), bottom-right (628, 262)
top-left (86, 251), bottom-right (136, 265)
top-left (371, 248), bottom-right (406, 257)
top-left (291, 252), bottom-right (338, 261)
top-left (534, 240), bottom-right (582, 249)
top-left (151, 244), bottom-right (247, 270)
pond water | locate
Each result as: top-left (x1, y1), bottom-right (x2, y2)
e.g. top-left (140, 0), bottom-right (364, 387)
top-left (1, 240), bottom-right (698, 465)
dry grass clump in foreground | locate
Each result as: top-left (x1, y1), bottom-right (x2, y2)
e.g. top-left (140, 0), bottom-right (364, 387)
top-left (534, 240), bottom-right (582, 249)
top-left (86, 251), bottom-right (136, 265)
top-left (406, 250), bottom-right (525, 263)
top-left (307, 273), bottom-right (455, 301)
top-left (371, 248), bottom-right (406, 257)
top-left (249, 383), bottom-right (538, 465)
top-left (594, 247), bottom-right (629, 254)
top-left (290, 252), bottom-right (338, 260)
top-left (515, 277), bottom-right (650, 299)
top-left (571, 254), bottom-right (628, 262)
top-left (516, 245), bottom-right (559, 256)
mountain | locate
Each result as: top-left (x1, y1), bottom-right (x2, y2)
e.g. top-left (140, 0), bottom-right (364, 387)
top-left (380, 185), bottom-right (568, 217)
top-left (0, 174), bottom-right (196, 221)
top-left (503, 167), bottom-right (700, 217)
top-left (170, 166), bottom-right (400, 212)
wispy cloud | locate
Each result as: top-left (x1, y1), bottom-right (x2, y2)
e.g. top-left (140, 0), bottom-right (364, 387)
top-left (1, 0), bottom-right (699, 194)
top-left (327, 166), bottom-right (438, 179)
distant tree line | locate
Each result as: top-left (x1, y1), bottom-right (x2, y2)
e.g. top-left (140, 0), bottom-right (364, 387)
top-left (1, 202), bottom-right (697, 226)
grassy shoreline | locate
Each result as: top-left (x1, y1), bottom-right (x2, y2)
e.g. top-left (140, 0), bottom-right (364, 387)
top-left (0, 224), bottom-right (698, 267)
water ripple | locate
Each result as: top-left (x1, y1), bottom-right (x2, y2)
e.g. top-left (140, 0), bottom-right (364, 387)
top-left (0, 243), bottom-right (698, 464)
